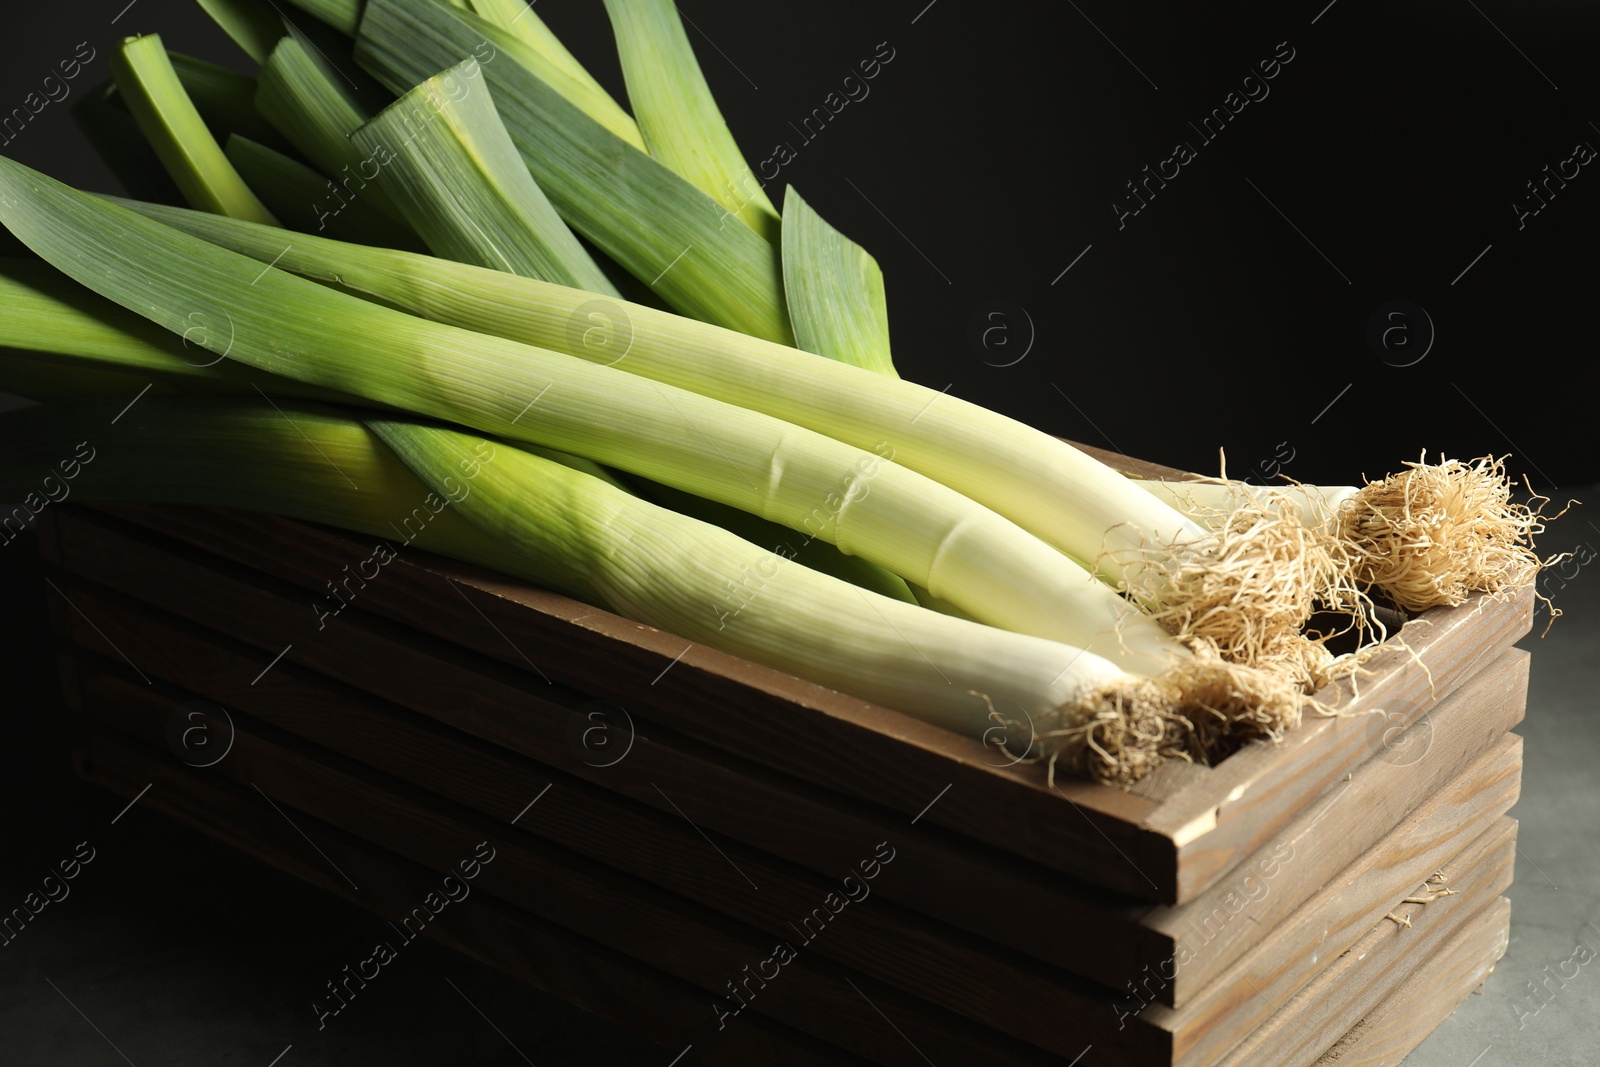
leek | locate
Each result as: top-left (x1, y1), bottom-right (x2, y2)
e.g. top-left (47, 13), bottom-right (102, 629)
top-left (602, 0), bottom-right (778, 241)
top-left (109, 35), bottom-right (278, 225)
top-left (0, 392), bottom-right (1184, 781)
top-left (0, 158), bottom-right (1188, 677)
top-left (119, 203), bottom-right (1222, 597)
top-left (353, 0), bottom-right (793, 344)
top-left (348, 60), bottom-right (619, 295)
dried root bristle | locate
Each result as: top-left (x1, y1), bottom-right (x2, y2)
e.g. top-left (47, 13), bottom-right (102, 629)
top-left (1035, 654), bottom-right (1304, 788)
top-left (1034, 676), bottom-right (1196, 788)
top-left (1338, 453), bottom-right (1564, 614)
top-left (1121, 492), bottom-right (1373, 694)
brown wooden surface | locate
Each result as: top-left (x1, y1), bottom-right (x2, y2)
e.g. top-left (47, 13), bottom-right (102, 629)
top-left (1313, 898), bottom-right (1512, 1067)
top-left (1149, 736), bottom-right (1522, 1065)
top-left (1219, 825), bottom-right (1517, 1067)
top-left (68, 503), bottom-right (1178, 899)
top-left (65, 670), bottom-right (1076, 1067)
top-left (39, 510), bottom-right (1528, 1010)
top-left (1160, 585), bottom-right (1532, 899)
top-left (66, 646), bottom-right (1526, 1067)
top-left (63, 643), bottom-right (1130, 1064)
top-left (42, 519), bottom-right (1175, 995)
top-left (1145, 648), bottom-right (1528, 1006)
top-left (69, 728), bottom-right (872, 1067)
top-left (62, 502), bottom-right (1532, 907)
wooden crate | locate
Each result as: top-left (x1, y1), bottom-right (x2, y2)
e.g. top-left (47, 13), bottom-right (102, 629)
top-left (37, 440), bottom-right (1531, 1065)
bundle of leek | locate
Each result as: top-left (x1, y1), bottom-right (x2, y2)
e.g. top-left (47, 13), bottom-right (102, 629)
top-left (0, 0), bottom-right (1546, 784)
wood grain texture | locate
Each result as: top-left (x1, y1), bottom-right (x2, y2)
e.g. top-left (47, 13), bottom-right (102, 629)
top-left (45, 537), bottom-right (1529, 1023)
top-left (42, 520), bottom-right (1172, 996)
top-left (65, 670), bottom-right (1074, 1067)
top-left (1146, 736), bottom-right (1522, 1065)
top-left (63, 643), bottom-right (1150, 1064)
top-left (61, 649), bottom-right (1527, 1067)
top-left (1312, 898), bottom-right (1512, 1067)
top-left (1143, 648), bottom-right (1528, 1007)
top-left (1219, 824), bottom-right (1517, 1067)
top-left (1160, 585), bottom-right (1533, 900)
top-left (69, 727), bottom-right (872, 1067)
top-left (75, 503), bottom-right (1180, 898)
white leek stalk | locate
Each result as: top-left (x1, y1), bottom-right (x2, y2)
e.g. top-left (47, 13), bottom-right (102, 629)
top-left (0, 158), bottom-right (1190, 678)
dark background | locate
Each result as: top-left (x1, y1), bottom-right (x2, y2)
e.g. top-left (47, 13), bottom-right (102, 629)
top-left (1, 0), bottom-right (1595, 489)
top-left (2, 3), bottom-right (1598, 1065)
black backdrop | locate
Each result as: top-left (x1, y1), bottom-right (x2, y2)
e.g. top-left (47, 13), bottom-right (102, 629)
top-left (2, 0), bottom-right (1596, 489)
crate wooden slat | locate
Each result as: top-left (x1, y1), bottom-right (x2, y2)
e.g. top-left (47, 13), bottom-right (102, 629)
top-left (62, 650), bottom-right (1520, 1067)
top-left (74, 481), bottom-right (1534, 908)
top-left (65, 669), bottom-right (1067, 1067)
top-left (71, 717), bottom-right (1517, 1067)
top-left (1313, 897), bottom-right (1512, 1066)
top-left (1134, 647), bottom-right (1525, 1005)
top-left (1217, 822), bottom-right (1517, 1067)
top-left (39, 505), bottom-right (1529, 1011)
top-left (67, 727), bottom-right (870, 1067)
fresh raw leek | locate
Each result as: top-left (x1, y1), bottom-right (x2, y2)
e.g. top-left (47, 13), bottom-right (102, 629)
top-left (602, 0), bottom-right (779, 241)
top-left (112, 200), bottom-right (1185, 569)
top-left (782, 185), bottom-right (897, 375)
top-left (354, 0), bottom-right (793, 344)
top-left (109, 35), bottom-right (278, 225)
top-left (0, 392), bottom-right (1212, 783)
top-left (0, 158), bottom-right (1195, 679)
top-left (348, 59), bottom-right (619, 294)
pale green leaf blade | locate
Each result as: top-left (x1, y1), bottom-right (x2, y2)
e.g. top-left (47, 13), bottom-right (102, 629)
top-left (109, 34), bottom-right (279, 225)
top-left (349, 59), bottom-right (618, 294)
top-left (781, 185), bottom-right (896, 376)
top-left (224, 135), bottom-right (423, 249)
top-left (195, 0), bottom-right (284, 64)
top-left (602, 0), bottom-right (778, 241)
top-left (354, 0), bottom-right (793, 344)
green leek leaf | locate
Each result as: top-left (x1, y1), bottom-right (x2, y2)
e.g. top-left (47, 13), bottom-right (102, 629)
top-left (354, 0), bottom-right (793, 344)
top-left (195, 0), bottom-right (284, 64)
top-left (781, 185), bottom-right (897, 376)
top-left (349, 59), bottom-right (618, 294)
top-left (109, 34), bottom-right (278, 225)
top-left (602, 0), bottom-right (778, 241)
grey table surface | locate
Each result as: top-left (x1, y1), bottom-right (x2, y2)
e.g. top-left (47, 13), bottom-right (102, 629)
top-left (2, 489), bottom-right (1598, 1065)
